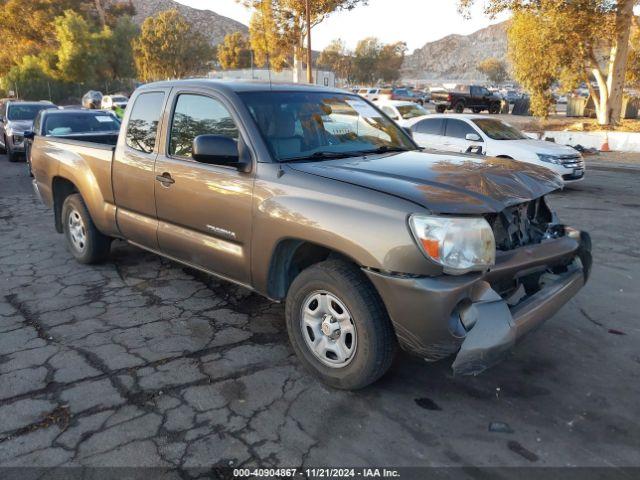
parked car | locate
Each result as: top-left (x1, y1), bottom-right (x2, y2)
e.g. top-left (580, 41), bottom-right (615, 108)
top-left (357, 87), bottom-right (381, 101)
top-left (0, 100), bottom-right (58, 162)
top-left (378, 100), bottom-right (430, 127)
top-left (432, 85), bottom-right (502, 114)
top-left (24, 109), bottom-right (121, 176)
top-left (409, 114), bottom-right (586, 184)
top-left (31, 80), bottom-right (591, 389)
top-left (101, 94), bottom-right (129, 111)
top-left (82, 90), bottom-right (103, 109)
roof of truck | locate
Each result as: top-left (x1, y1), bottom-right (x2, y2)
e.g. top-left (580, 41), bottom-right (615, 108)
top-left (139, 79), bottom-right (347, 95)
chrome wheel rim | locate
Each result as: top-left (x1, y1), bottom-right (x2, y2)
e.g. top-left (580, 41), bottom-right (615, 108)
top-left (300, 290), bottom-right (357, 368)
top-left (68, 208), bottom-right (87, 253)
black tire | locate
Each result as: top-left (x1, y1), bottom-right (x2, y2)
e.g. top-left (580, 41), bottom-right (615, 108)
top-left (26, 144), bottom-right (33, 176)
top-left (488, 103), bottom-right (500, 114)
top-left (472, 107), bottom-right (482, 114)
top-left (454, 101), bottom-right (465, 113)
top-left (436, 105), bottom-right (446, 113)
top-left (0, 135), bottom-right (6, 154)
top-left (61, 193), bottom-right (111, 264)
top-left (285, 259), bottom-right (396, 390)
top-left (7, 143), bottom-right (18, 162)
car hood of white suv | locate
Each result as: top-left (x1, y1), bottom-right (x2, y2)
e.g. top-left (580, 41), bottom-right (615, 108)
top-left (498, 138), bottom-right (580, 157)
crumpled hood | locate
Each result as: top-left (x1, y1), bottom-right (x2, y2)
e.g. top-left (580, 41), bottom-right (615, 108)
top-left (6, 120), bottom-right (33, 133)
top-left (288, 150), bottom-right (563, 214)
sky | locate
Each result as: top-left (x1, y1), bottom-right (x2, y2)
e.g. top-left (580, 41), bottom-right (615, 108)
top-left (174, 0), bottom-right (509, 52)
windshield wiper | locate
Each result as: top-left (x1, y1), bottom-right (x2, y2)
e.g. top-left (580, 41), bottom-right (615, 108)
top-left (280, 151), bottom-right (369, 163)
top-left (280, 146), bottom-right (412, 163)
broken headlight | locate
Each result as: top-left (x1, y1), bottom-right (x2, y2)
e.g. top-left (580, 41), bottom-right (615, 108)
top-left (409, 215), bottom-right (496, 275)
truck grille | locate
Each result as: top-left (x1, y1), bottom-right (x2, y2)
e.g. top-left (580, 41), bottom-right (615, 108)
top-left (486, 198), bottom-right (553, 251)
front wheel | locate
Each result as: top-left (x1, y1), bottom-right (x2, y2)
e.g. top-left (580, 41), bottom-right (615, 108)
top-left (285, 259), bottom-right (396, 390)
top-left (7, 142), bottom-right (18, 162)
top-left (62, 194), bottom-right (112, 264)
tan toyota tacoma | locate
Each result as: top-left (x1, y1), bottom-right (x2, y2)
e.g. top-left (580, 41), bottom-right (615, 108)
top-left (31, 80), bottom-right (592, 390)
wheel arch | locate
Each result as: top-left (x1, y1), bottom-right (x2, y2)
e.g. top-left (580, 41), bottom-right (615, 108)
top-left (266, 239), bottom-right (363, 300)
top-left (52, 176), bottom-right (79, 233)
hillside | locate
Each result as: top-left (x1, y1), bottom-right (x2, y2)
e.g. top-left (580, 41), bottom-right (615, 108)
top-left (402, 21), bottom-right (509, 83)
top-left (129, 0), bottom-right (248, 45)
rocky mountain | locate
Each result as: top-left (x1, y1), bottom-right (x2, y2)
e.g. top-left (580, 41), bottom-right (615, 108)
top-left (402, 21), bottom-right (509, 83)
top-left (129, 0), bottom-right (248, 45)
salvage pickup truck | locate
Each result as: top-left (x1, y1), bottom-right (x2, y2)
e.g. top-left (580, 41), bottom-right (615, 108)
top-left (31, 81), bottom-right (592, 390)
top-left (432, 85), bottom-right (502, 114)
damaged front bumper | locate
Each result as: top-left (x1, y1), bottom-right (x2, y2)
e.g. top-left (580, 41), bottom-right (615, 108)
top-left (365, 230), bottom-right (592, 376)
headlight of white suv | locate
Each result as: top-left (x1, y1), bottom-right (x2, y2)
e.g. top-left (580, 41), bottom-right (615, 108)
top-left (409, 215), bottom-right (496, 274)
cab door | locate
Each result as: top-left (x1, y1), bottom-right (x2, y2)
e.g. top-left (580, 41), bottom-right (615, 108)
top-left (153, 90), bottom-right (255, 285)
top-left (112, 89), bottom-right (170, 250)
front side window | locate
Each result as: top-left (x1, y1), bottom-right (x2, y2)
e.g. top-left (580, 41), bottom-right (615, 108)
top-left (239, 91), bottom-right (415, 162)
top-left (445, 119), bottom-right (478, 139)
top-left (169, 94), bottom-right (239, 158)
top-left (413, 118), bottom-right (443, 135)
top-left (473, 119), bottom-right (527, 140)
top-left (125, 92), bottom-right (165, 153)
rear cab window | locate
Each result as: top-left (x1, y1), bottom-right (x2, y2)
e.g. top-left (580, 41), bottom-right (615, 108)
top-left (125, 92), bottom-right (165, 153)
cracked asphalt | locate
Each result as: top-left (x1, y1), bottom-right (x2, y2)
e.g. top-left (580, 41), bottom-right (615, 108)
top-left (0, 152), bottom-right (639, 471)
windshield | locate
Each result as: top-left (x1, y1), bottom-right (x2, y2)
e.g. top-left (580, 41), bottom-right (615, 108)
top-left (472, 118), bottom-right (527, 140)
top-left (43, 112), bottom-right (120, 135)
top-left (239, 91), bottom-right (416, 162)
top-left (111, 96), bottom-right (128, 102)
top-left (397, 104), bottom-right (428, 119)
top-left (7, 104), bottom-right (52, 121)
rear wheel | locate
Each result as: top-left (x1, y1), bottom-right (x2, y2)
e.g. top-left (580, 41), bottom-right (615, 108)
top-left (62, 194), bottom-right (111, 264)
top-left (454, 102), bottom-right (465, 113)
top-left (285, 259), bottom-right (396, 390)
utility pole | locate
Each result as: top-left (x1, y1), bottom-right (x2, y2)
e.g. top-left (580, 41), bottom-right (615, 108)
top-left (305, 0), bottom-right (313, 84)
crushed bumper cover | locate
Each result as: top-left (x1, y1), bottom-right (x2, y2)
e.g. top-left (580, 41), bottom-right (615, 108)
top-left (365, 231), bottom-right (592, 376)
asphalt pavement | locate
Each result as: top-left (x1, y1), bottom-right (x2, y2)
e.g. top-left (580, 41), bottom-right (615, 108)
top-left (0, 152), bottom-right (639, 472)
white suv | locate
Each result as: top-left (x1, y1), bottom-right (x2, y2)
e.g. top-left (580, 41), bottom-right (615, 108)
top-left (408, 114), bottom-right (585, 184)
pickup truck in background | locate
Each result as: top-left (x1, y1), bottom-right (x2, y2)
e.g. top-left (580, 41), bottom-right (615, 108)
top-left (31, 81), bottom-right (592, 390)
top-left (432, 85), bottom-right (502, 114)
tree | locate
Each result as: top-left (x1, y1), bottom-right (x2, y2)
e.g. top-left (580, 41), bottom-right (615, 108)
top-left (459, 0), bottom-right (639, 125)
top-left (54, 10), bottom-right (102, 84)
top-left (318, 39), bottom-right (354, 82)
top-left (477, 57), bottom-right (508, 84)
top-left (353, 37), bottom-right (382, 84)
top-left (133, 9), bottom-right (214, 82)
top-left (242, 0), bottom-right (366, 82)
top-left (218, 32), bottom-right (252, 70)
top-left (377, 41), bottom-right (407, 83)
top-left (97, 16), bottom-right (138, 82)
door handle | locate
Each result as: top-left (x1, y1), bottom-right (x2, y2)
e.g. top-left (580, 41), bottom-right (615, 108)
top-left (156, 172), bottom-right (175, 185)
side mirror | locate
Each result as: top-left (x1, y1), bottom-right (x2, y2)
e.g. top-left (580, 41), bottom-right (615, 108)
top-left (24, 131), bottom-right (35, 140)
top-left (465, 133), bottom-right (482, 142)
top-left (192, 134), bottom-right (250, 172)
